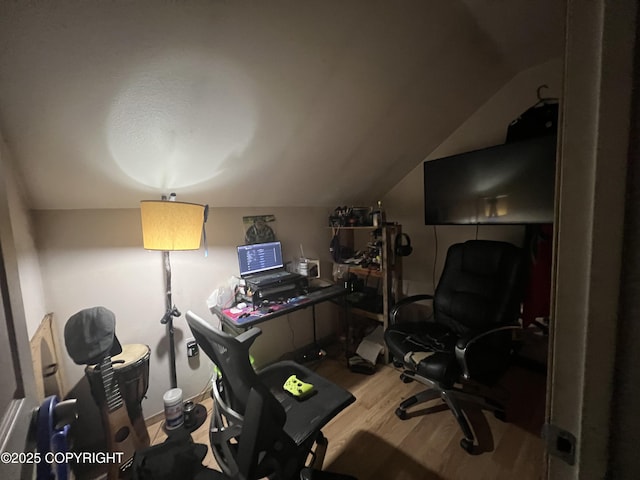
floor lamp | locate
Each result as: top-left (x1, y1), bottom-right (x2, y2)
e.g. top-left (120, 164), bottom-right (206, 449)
top-left (140, 195), bottom-right (207, 430)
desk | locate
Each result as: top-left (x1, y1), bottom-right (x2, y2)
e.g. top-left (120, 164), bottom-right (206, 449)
top-left (210, 284), bottom-right (348, 343)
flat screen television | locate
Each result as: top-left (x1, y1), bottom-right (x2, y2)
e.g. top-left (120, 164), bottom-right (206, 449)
top-left (424, 135), bottom-right (557, 225)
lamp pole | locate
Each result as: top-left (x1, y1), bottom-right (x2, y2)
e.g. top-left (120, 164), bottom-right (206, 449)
top-left (140, 195), bottom-right (208, 430)
top-left (161, 250), bottom-right (180, 389)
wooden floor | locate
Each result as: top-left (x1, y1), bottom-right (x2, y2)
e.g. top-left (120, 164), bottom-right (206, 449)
top-left (148, 356), bottom-right (546, 480)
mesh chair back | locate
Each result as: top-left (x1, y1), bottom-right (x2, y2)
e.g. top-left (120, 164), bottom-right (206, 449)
top-left (185, 312), bottom-right (289, 478)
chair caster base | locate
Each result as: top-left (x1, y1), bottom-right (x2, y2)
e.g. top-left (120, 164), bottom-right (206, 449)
top-left (460, 438), bottom-right (475, 454)
top-left (395, 408), bottom-right (408, 420)
top-left (400, 373), bottom-right (413, 384)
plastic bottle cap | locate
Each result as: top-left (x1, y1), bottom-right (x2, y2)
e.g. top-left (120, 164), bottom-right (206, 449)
top-left (163, 388), bottom-right (183, 405)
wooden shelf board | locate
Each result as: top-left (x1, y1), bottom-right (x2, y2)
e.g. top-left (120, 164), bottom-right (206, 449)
top-left (349, 307), bottom-right (384, 322)
top-left (338, 265), bottom-right (383, 277)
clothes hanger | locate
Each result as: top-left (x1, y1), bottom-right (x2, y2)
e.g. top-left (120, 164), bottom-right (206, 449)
top-left (533, 84), bottom-right (559, 107)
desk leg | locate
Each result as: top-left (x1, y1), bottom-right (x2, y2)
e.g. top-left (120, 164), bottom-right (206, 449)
top-left (300, 305), bottom-right (324, 363)
top-left (312, 304), bottom-right (318, 345)
top-left (344, 299), bottom-right (351, 365)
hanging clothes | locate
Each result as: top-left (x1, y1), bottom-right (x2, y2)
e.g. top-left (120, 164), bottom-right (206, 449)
top-left (506, 85), bottom-right (559, 142)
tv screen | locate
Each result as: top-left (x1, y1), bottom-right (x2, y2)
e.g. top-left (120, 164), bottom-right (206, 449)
top-left (424, 135), bottom-right (557, 225)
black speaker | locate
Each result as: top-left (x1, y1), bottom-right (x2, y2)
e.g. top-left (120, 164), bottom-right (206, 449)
top-left (395, 233), bottom-right (412, 257)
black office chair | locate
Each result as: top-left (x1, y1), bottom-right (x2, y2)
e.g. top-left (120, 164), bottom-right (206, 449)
top-left (384, 240), bottom-right (523, 454)
top-left (185, 310), bottom-right (357, 480)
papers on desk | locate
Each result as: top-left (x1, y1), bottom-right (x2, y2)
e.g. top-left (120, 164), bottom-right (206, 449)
top-left (207, 277), bottom-right (237, 310)
top-left (221, 303), bottom-right (287, 325)
top-left (355, 325), bottom-right (385, 364)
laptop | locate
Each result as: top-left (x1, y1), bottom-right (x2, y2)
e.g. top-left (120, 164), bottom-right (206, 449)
top-left (237, 241), bottom-right (301, 287)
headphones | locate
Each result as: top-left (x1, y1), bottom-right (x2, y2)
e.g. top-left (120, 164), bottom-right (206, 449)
top-left (329, 233), bottom-right (343, 262)
top-left (395, 233), bottom-right (413, 257)
top-left (330, 229), bottom-right (354, 262)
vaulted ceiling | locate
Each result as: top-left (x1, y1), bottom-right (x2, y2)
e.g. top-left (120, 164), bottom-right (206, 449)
top-left (0, 0), bottom-right (563, 210)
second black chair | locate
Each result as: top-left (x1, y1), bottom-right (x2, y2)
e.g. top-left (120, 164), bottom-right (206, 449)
top-left (186, 310), bottom-right (356, 480)
top-left (384, 240), bottom-right (523, 454)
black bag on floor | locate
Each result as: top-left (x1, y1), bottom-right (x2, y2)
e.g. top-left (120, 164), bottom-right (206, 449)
top-left (132, 432), bottom-right (211, 480)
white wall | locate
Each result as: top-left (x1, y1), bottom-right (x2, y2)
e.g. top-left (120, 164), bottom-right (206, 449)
top-left (0, 121), bottom-right (41, 480)
top-left (34, 206), bottom-right (337, 419)
top-left (0, 135), bottom-right (47, 339)
top-left (383, 58), bottom-right (563, 296)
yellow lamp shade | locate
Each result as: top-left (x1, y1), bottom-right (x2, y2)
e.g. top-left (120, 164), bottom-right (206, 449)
top-left (140, 200), bottom-right (205, 251)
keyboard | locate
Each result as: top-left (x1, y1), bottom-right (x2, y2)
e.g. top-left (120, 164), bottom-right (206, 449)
top-left (251, 271), bottom-right (291, 284)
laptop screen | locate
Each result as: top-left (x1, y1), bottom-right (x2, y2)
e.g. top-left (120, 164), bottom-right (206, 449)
top-left (237, 241), bottom-right (284, 277)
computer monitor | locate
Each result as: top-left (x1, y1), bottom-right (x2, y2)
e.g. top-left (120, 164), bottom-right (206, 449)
top-left (424, 135), bottom-right (557, 225)
top-left (237, 241), bottom-right (284, 277)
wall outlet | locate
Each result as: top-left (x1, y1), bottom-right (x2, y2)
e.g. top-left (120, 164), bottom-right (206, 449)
top-left (186, 338), bottom-right (199, 358)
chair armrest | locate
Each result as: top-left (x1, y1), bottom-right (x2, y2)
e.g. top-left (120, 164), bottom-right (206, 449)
top-left (455, 325), bottom-right (521, 380)
top-left (236, 327), bottom-right (262, 347)
top-left (390, 294), bottom-right (434, 325)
